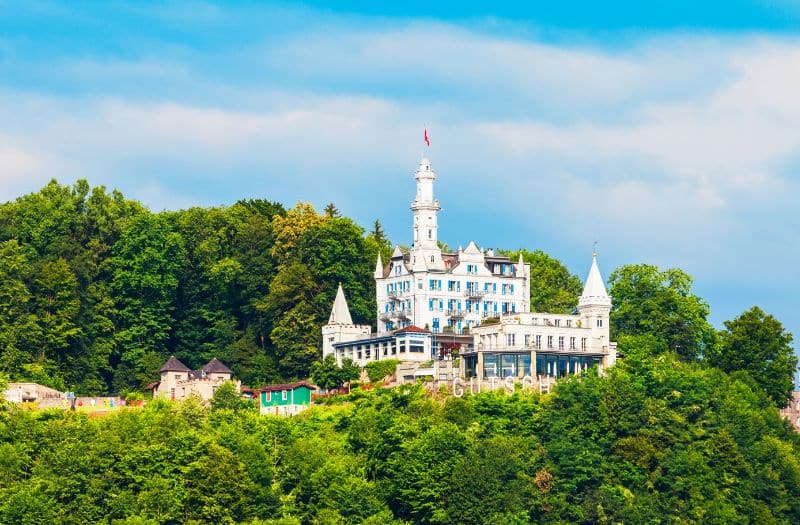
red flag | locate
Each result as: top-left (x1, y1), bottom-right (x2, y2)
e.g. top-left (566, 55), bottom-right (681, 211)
top-left (424, 128), bottom-right (430, 147)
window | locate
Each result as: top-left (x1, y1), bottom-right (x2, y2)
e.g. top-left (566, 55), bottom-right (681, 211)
top-left (506, 333), bottom-right (516, 346)
top-left (570, 337), bottom-right (576, 350)
top-left (554, 319), bottom-right (560, 327)
top-left (566, 320), bottom-right (572, 327)
top-left (510, 284), bottom-right (515, 294)
top-left (429, 279), bottom-right (436, 291)
top-left (266, 391), bottom-right (271, 402)
top-left (535, 335), bottom-right (542, 349)
top-left (547, 336), bottom-right (554, 349)
top-left (429, 299), bottom-right (434, 311)
top-left (428, 229), bottom-right (432, 239)
top-left (430, 255), bottom-right (434, 263)
top-left (558, 336), bottom-right (564, 350)
top-left (581, 338), bottom-right (587, 350)
top-left (282, 390), bottom-right (288, 400)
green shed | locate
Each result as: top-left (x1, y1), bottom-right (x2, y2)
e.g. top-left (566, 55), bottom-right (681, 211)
top-left (259, 381), bottom-right (317, 416)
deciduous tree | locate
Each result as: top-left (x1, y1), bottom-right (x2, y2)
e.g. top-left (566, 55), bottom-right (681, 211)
top-left (706, 306), bottom-right (797, 407)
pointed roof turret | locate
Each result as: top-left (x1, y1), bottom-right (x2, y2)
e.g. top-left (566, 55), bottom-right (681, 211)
top-left (391, 245), bottom-right (404, 258)
top-left (328, 283), bottom-right (354, 325)
top-left (579, 254), bottom-right (612, 307)
top-left (374, 252), bottom-right (384, 279)
top-left (202, 358), bottom-right (232, 375)
top-left (160, 355), bottom-right (190, 373)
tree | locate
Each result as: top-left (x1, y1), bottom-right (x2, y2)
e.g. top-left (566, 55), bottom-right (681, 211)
top-left (502, 249), bottom-right (583, 313)
top-left (608, 264), bottom-right (715, 360)
top-left (270, 202), bottom-right (324, 263)
top-left (323, 203), bottom-right (341, 218)
top-left (706, 306), bottom-right (797, 407)
top-left (310, 355), bottom-right (361, 390)
top-left (0, 240), bottom-right (43, 378)
top-left (111, 214), bottom-right (186, 390)
top-left (338, 358), bottom-right (361, 386)
top-left (210, 381), bottom-right (252, 411)
top-left (310, 355), bottom-right (341, 391)
top-left (367, 219), bottom-right (392, 264)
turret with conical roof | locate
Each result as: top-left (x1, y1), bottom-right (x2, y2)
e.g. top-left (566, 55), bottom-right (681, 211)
top-left (579, 254), bottom-right (612, 308)
top-left (374, 252), bottom-right (384, 279)
top-left (329, 283), bottom-right (354, 325)
top-left (577, 253), bottom-right (613, 364)
top-left (322, 284), bottom-right (371, 364)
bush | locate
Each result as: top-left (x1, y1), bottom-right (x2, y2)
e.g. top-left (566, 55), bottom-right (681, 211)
top-left (365, 360), bottom-right (400, 383)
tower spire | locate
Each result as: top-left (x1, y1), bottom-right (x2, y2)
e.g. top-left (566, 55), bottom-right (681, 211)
top-left (374, 252), bottom-right (384, 279)
top-left (579, 253), bottom-right (611, 307)
top-left (328, 283), bottom-right (354, 325)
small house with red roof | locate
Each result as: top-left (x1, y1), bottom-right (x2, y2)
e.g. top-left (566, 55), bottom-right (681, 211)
top-left (258, 381), bottom-right (316, 416)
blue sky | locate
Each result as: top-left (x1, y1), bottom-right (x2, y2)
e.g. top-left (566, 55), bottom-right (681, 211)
top-left (1, 1), bottom-right (800, 349)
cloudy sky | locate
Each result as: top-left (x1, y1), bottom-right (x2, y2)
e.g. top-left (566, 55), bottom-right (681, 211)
top-left (2, 1), bottom-right (799, 344)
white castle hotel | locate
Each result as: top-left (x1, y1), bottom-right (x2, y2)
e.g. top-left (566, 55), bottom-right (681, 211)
top-left (322, 157), bottom-right (616, 380)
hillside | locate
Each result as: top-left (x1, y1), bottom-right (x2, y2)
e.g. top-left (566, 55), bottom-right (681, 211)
top-left (1, 353), bottom-right (798, 524)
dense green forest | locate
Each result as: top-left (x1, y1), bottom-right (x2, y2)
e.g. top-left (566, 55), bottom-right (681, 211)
top-left (0, 180), bottom-right (589, 395)
top-left (0, 180), bottom-right (388, 393)
top-left (1, 353), bottom-right (799, 524)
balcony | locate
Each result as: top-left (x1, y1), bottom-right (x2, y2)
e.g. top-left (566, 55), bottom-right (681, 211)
top-left (447, 309), bottom-right (465, 318)
top-left (392, 310), bottom-right (411, 320)
top-left (387, 290), bottom-right (406, 300)
top-left (464, 289), bottom-right (485, 299)
top-left (379, 312), bottom-right (392, 322)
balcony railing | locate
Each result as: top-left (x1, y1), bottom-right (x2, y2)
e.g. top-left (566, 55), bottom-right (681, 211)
top-left (464, 289), bottom-right (486, 299)
top-left (387, 290), bottom-right (406, 300)
top-left (392, 310), bottom-right (411, 320)
top-left (447, 309), bottom-right (465, 318)
top-left (379, 312), bottom-right (392, 322)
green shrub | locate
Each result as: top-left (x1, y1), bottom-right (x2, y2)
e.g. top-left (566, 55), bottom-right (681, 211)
top-left (365, 360), bottom-right (400, 383)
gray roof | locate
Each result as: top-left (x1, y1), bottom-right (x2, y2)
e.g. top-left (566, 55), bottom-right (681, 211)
top-left (160, 356), bottom-right (191, 373)
top-left (202, 358), bottom-right (232, 375)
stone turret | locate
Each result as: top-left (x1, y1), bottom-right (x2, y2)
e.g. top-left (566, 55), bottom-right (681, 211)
top-left (577, 253), bottom-right (614, 366)
top-left (321, 284), bottom-right (371, 363)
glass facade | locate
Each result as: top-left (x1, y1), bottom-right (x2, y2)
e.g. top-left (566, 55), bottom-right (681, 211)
top-left (536, 354), bottom-right (601, 378)
top-left (464, 352), bottom-right (603, 379)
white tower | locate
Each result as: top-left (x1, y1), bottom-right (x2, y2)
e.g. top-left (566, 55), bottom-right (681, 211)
top-left (321, 284), bottom-right (371, 363)
top-left (577, 253), bottom-right (614, 365)
top-left (410, 158), bottom-right (444, 270)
